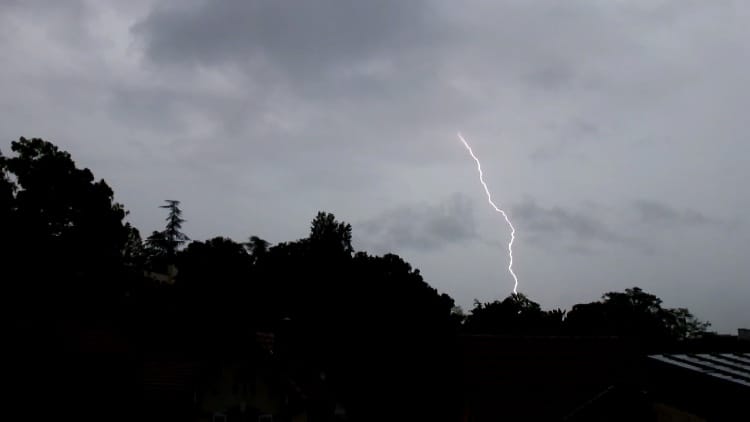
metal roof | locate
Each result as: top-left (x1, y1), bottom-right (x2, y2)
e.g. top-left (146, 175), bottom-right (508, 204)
top-left (649, 353), bottom-right (750, 388)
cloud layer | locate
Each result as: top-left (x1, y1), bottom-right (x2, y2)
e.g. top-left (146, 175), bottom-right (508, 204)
top-left (358, 193), bottom-right (477, 253)
top-left (1, 0), bottom-right (748, 332)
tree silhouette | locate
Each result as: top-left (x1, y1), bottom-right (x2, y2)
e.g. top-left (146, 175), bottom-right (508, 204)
top-left (162, 200), bottom-right (188, 252)
top-left (148, 199), bottom-right (188, 257)
top-left (465, 293), bottom-right (565, 335)
top-left (3, 137), bottom-right (720, 422)
top-left (244, 235), bottom-right (270, 264)
top-left (0, 148), bottom-right (20, 312)
top-left (121, 223), bottom-right (145, 268)
top-left (0, 150), bottom-right (14, 220)
top-left (145, 200), bottom-right (189, 276)
top-left (1, 137), bottom-right (129, 314)
top-left (663, 307), bottom-right (711, 340)
top-left (309, 211), bottom-right (353, 255)
top-left (566, 287), bottom-right (710, 341)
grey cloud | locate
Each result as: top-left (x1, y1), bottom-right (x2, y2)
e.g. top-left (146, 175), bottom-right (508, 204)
top-left (524, 65), bottom-right (576, 92)
top-left (129, 0), bottom-right (452, 113)
top-left (2, 0), bottom-right (749, 332)
top-left (530, 118), bottom-right (601, 160)
top-left (107, 87), bottom-right (187, 134)
top-left (132, 1), bottom-right (433, 74)
top-left (633, 199), bottom-right (717, 227)
top-left (0, 0), bottom-right (97, 49)
top-left (512, 199), bottom-right (635, 248)
top-left (357, 193), bottom-right (476, 253)
top-left (126, 0), bottom-right (465, 173)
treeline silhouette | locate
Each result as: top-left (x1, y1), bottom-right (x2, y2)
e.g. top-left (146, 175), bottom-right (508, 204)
top-left (1, 138), bottom-right (711, 421)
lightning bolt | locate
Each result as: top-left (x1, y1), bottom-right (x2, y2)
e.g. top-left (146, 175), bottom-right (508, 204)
top-left (458, 132), bottom-right (519, 294)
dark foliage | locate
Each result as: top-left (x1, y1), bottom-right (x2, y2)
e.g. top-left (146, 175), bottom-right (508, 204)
top-left (566, 287), bottom-right (710, 342)
top-left (1, 137), bottom-right (130, 316)
top-left (3, 137), bottom-right (714, 421)
top-left (464, 293), bottom-right (566, 335)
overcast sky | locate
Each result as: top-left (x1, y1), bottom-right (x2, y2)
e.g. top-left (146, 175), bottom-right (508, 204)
top-left (1, 0), bottom-right (748, 332)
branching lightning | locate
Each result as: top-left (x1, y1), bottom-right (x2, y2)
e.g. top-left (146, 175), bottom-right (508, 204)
top-left (457, 132), bottom-right (519, 294)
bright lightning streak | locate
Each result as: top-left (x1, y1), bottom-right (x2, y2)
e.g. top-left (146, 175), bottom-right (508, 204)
top-left (457, 132), bottom-right (519, 294)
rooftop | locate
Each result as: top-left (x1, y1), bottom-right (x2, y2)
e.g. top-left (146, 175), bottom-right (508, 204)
top-left (648, 353), bottom-right (750, 388)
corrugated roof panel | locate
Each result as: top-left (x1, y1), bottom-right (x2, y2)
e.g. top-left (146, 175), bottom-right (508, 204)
top-left (648, 354), bottom-right (750, 388)
top-left (650, 354), bottom-right (703, 372)
top-left (674, 355), bottom-right (750, 382)
top-left (695, 354), bottom-right (750, 372)
top-left (724, 353), bottom-right (750, 364)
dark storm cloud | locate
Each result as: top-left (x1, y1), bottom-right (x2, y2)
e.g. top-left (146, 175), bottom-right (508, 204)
top-left (2, 0), bottom-right (748, 332)
top-left (128, 0), bottom-right (462, 172)
top-left (633, 199), bottom-right (717, 227)
top-left (132, 1), bottom-right (433, 73)
top-left (130, 0), bottom-right (454, 112)
top-left (512, 199), bottom-right (633, 248)
top-left (358, 193), bottom-right (477, 252)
